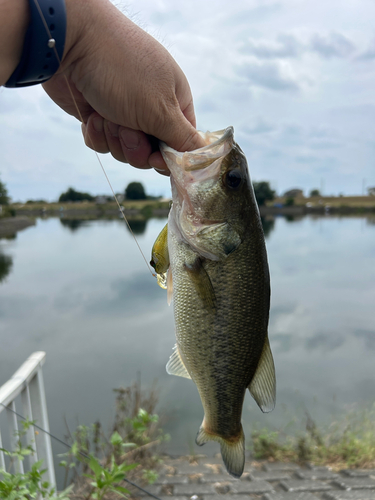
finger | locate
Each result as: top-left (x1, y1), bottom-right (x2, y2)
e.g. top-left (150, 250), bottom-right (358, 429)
top-left (118, 127), bottom-right (153, 169)
top-left (103, 121), bottom-right (128, 163)
top-left (160, 107), bottom-right (206, 153)
top-left (148, 151), bottom-right (170, 176)
top-left (82, 113), bottom-right (110, 154)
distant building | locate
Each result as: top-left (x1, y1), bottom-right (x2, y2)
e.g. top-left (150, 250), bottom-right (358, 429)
top-left (95, 195), bottom-right (111, 204)
top-left (368, 187), bottom-right (375, 196)
top-left (284, 188), bottom-right (304, 198)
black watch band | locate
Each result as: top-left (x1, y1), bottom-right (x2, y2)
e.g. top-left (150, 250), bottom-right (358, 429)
top-left (5, 0), bottom-right (66, 88)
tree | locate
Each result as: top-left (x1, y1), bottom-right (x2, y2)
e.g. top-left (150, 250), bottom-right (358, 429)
top-left (310, 189), bottom-right (320, 197)
top-left (0, 177), bottom-right (10, 205)
top-left (59, 187), bottom-right (94, 202)
top-left (252, 181), bottom-right (275, 206)
top-left (125, 182), bottom-right (146, 200)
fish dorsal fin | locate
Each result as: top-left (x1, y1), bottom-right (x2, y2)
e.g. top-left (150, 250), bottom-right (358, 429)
top-left (248, 336), bottom-right (276, 413)
top-left (166, 345), bottom-right (191, 379)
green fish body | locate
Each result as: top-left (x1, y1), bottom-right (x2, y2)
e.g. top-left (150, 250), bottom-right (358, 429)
top-left (151, 127), bottom-right (276, 478)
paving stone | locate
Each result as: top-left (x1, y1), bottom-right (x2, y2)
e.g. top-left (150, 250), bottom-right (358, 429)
top-left (306, 464), bottom-right (332, 471)
top-left (262, 493), bottom-right (322, 500)
top-left (174, 463), bottom-right (211, 475)
top-left (262, 462), bottom-right (301, 473)
top-left (230, 479), bottom-right (274, 494)
top-left (197, 456), bottom-right (226, 465)
top-left (154, 475), bottom-right (189, 485)
top-left (280, 479), bottom-right (333, 492)
top-left (332, 477), bottom-right (375, 490)
top-left (323, 491), bottom-right (375, 500)
top-left (160, 497), bottom-right (189, 500)
top-left (295, 469), bottom-right (339, 480)
top-left (173, 484), bottom-right (216, 495)
top-left (202, 496), bottom-right (262, 500)
top-left (198, 474), bottom-right (238, 483)
top-left (249, 470), bottom-right (292, 481)
top-left (132, 484), bottom-right (162, 496)
top-left (342, 470), bottom-right (375, 478)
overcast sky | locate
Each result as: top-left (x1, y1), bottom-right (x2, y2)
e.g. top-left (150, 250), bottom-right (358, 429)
top-left (1, 0), bottom-right (375, 202)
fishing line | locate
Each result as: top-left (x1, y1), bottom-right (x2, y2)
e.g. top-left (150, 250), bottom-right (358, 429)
top-left (0, 402), bottom-right (163, 500)
top-left (32, 0), bottom-right (156, 278)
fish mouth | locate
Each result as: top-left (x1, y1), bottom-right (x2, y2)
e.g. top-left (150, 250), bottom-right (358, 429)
top-left (160, 127), bottom-right (234, 173)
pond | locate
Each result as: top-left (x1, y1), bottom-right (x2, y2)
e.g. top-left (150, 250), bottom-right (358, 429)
top-left (0, 214), bottom-right (374, 484)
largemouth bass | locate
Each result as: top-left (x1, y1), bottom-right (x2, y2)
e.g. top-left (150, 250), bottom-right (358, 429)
top-left (151, 127), bottom-right (276, 478)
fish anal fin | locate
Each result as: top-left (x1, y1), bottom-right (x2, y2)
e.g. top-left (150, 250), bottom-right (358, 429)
top-left (248, 336), bottom-right (276, 413)
top-left (196, 423), bottom-right (245, 478)
top-left (166, 345), bottom-right (191, 379)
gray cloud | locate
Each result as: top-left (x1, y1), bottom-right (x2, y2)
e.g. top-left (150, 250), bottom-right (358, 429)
top-left (356, 39), bottom-right (375, 60)
top-left (310, 33), bottom-right (356, 58)
top-left (236, 61), bottom-right (299, 92)
top-left (241, 34), bottom-right (302, 59)
top-left (242, 117), bottom-right (276, 135)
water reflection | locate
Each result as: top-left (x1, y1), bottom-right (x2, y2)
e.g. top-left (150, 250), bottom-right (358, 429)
top-left (125, 218), bottom-right (148, 235)
top-left (0, 252), bottom-right (13, 283)
top-left (59, 218), bottom-right (90, 232)
top-left (260, 217), bottom-right (275, 238)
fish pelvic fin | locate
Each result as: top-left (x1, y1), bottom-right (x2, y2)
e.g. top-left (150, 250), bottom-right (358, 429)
top-left (248, 336), bottom-right (276, 413)
top-left (166, 345), bottom-right (191, 379)
top-left (195, 424), bottom-right (245, 478)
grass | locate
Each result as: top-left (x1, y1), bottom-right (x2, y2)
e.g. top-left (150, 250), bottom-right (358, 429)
top-left (250, 403), bottom-right (375, 470)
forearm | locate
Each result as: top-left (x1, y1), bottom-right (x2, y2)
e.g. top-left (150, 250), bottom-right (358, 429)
top-left (0, 0), bottom-right (30, 85)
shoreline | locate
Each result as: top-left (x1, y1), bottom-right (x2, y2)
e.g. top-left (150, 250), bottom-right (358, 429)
top-left (0, 216), bottom-right (36, 238)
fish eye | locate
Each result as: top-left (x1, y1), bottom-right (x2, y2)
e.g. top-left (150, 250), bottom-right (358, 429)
top-left (225, 169), bottom-right (243, 190)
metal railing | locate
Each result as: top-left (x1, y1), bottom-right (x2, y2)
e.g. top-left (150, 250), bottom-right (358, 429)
top-left (0, 351), bottom-right (56, 488)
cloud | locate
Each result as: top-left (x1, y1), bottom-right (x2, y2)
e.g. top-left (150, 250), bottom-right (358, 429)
top-left (356, 39), bottom-right (375, 60)
top-left (309, 33), bottom-right (356, 58)
top-left (241, 34), bottom-right (303, 59)
top-left (242, 117), bottom-right (276, 135)
top-left (236, 61), bottom-right (300, 92)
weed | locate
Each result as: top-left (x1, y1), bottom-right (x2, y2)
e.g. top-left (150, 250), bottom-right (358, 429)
top-left (250, 403), bottom-right (375, 469)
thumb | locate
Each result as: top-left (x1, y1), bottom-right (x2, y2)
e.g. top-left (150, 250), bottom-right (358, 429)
top-left (160, 108), bottom-right (206, 152)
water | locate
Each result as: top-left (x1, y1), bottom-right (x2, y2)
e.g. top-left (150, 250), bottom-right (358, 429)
top-left (0, 214), bottom-right (374, 482)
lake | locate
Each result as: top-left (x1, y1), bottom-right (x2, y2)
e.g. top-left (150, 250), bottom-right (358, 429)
top-left (0, 214), bottom-right (374, 483)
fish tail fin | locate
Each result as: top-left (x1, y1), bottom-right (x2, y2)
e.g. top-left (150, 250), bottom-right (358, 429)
top-left (195, 423), bottom-right (245, 478)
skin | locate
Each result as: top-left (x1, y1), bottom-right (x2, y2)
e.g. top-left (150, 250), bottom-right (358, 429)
top-left (0, 0), bottom-right (205, 173)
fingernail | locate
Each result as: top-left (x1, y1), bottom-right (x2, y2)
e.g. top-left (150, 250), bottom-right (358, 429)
top-left (107, 121), bottom-right (119, 138)
top-left (93, 117), bottom-right (103, 133)
top-left (121, 129), bottom-right (140, 150)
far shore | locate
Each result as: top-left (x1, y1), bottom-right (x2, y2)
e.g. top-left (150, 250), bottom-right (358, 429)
top-left (8, 195), bottom-right (375, 219)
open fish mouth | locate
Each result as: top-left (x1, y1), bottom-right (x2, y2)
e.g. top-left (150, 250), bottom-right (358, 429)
top-left (160, 127), bottom-right (235, 176)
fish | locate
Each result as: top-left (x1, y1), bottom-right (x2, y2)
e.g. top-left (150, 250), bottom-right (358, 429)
top-left (150, 127), bottom-right (276, 478)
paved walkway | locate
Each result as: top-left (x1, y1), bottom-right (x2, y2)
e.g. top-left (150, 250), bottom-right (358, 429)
top-left (132, 455), bottom-right (375, 500)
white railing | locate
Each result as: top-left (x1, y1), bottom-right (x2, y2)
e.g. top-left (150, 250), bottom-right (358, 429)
top-left (0, 351), bottom-right (56, 488)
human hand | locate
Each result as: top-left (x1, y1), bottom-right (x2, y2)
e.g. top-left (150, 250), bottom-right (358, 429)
top-left (42, 0), bottom-right (205, 174)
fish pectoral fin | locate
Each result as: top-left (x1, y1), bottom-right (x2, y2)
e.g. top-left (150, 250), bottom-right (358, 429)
top-left (184, 256), bottom-right (216, 310)
top-left (166, 345), bottom-right (191, 379)
top-left (248, 336), bottom-right (276, 413)
top-left (196, 222), bottom-right (241, 260)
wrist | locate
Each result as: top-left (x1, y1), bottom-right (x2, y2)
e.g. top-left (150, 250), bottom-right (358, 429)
top-left (0, 0), bottom-right (30, 85)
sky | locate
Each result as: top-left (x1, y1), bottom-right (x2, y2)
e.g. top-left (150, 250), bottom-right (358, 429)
top-left (1, 0), bottom-right (375, 202)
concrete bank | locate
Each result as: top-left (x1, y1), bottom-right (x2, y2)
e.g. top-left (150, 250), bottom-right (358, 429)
top-left (0, 216), bottom-right (36, 238)
top-left (129, 455), bottom-right (375, 500)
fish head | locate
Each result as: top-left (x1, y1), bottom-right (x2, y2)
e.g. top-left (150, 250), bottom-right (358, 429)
top-left (161, 127), bottom-right (256, 260)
